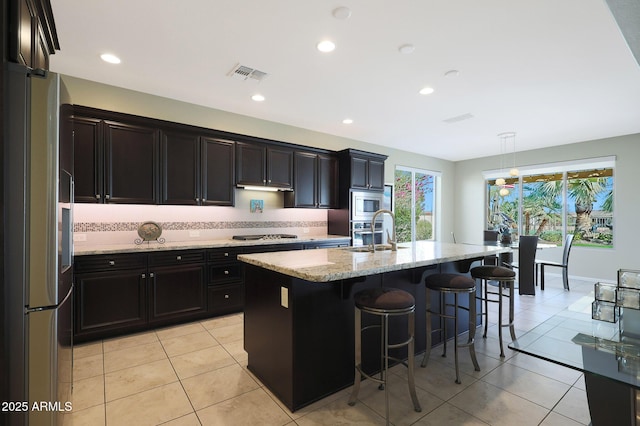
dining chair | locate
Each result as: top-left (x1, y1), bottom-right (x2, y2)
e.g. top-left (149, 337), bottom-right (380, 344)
top-left (536, 234), bottom-right (574, 291)
top-left (504, 235), bottom-right (538, 295)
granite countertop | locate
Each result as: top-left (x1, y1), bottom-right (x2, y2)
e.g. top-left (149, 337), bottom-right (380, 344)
top-left (238, 241), bottom-right (510, 282)
top-left (73, 234), bottom-right (350, 256)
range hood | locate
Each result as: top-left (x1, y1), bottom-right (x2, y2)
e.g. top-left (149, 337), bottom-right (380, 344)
top-left (237, 185), bottom-right (293, 192)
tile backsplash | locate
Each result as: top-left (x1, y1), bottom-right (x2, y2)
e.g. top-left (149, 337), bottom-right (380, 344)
top-left (73, 190), bottom-right (331, 246)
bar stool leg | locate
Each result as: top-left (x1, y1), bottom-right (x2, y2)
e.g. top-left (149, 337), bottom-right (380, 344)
top-left (483, 279), bottom-right (489, 338)
top-left (348, 308), bottom-right (362, 406)
top-left (441, 292), bottom-right (448, 358)
top-left (453, 293), bottom-right (461, 384)
top-left (379, 315), bottom-right (385, 391)
top-left (468, 290), bottom-right (481, 372)
top-left (383, 314), bottom-right (390, 423)
top-left (509, 281), bottom-right (517, 341)
top-left (498, 281), bottom-right (505, 357)
top-left (407, 311), bottom-right (421, 412)
top-left (421, 289), bottom-right (432, 368)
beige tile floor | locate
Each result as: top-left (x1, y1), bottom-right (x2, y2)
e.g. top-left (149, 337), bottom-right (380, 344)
top-left (66, 275), bottom-right (596, 425)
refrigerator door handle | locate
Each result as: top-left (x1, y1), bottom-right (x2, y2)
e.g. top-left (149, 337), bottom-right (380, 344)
top-left (25, 285), bottom-right (73, 314)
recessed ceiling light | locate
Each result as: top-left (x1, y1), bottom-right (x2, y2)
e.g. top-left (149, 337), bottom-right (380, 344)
top-left (332, 7), bottom-right (352, 20)
top-left (251, 94), bottom-right (265, 102)
top-left (419, 87), bottom-right (435, 95)
top-left (317, 40), bottom-right (336, 53)
top-left (100, 53), bottom-right (121, 64)
top-left (398, 44), bottom-right (415, 54)
top-left (342, 118), bottom-right (353, 124)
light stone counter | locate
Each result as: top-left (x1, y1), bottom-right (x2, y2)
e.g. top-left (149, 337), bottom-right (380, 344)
top-left (73, 234), bottom-right (350, 255)
top-left (238, 240), bottom-right (510, 282)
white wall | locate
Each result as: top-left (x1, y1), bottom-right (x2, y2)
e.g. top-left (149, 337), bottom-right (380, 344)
top-left (454, 134), bottom-right (640, 282)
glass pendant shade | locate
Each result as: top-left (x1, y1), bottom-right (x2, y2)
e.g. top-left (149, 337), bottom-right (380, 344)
top-left (495, 177), bottom-right (506, 186)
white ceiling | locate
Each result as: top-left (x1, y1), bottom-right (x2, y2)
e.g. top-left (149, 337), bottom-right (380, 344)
top-left (49, 0), bottom-right (640, 161)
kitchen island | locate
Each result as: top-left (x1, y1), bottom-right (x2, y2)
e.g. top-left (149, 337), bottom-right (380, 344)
top-left (239, 241), bottom-right (509, 411)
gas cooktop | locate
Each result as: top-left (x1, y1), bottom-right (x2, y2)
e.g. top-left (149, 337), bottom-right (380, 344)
top-left (232, 234), bottom-right (298, 241)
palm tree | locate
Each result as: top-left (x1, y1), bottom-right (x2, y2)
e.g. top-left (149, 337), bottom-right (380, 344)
top-left (568, 178), bottom-right (606, 238)
top-left (522, 181), bottom-right (562, 236)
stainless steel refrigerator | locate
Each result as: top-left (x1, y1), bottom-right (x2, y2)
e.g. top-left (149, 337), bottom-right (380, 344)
top-left (5, 63), bottom-right (73, 425)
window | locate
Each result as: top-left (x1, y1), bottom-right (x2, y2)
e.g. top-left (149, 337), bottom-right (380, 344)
top-left (394, 167), bottom-right (437, 243)
top-left (485, 158), bottom-right (614, 248)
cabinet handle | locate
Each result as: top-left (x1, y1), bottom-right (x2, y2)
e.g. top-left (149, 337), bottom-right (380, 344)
top-left (224, 270), bottom-right (229, 275)
top-left (105, 194), bottom-right (110, 200)
top-left (176, 255), bottom-right (182, 260)
top-left (108, 260), bottom-right (115, 266)
top-left (150, 273), bottom-right (154, 278)
top-left (224, 294), bottom-right (230, 299)
top-left (224, 252), bottom-right (229, 257)
top-left (202, 198), bottom-right (206, 202)
top-left (95, 194), bottom-right (100, 200)
top-left (263, 179), bottom-right (266, 183)
top-left (195, 197), bottom-right (200, 202)
top-left (142, 273), bottom-right (146, 279)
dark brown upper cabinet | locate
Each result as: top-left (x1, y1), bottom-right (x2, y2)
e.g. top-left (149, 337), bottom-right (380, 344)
top-left (73, 114), bottom-right (160, 204)
top-left (236, 141), bottom-right (293, 189)
top-left (103, 120), bottom-right (160, 204)
top-left (284, 152), bottom-right (338, 208)
top-left (339, 149), bottom-right (387, 192)
top-left (201, 137), bottom-right (235, 206)
top-left (9, 0), bottom-right (59, 69)
top-left (160, 131), bottom-right (200, 205)
top-left (73, 116), bottom-right (103, 203)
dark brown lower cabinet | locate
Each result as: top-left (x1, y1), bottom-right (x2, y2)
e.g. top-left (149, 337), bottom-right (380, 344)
top-left (74, 267), bottom-right (148, 342)
top-left (149, 263), bottom-right (207, 324)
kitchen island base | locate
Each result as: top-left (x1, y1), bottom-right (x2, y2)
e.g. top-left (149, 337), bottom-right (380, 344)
top-left (244, 259), bottom-right (483, 412)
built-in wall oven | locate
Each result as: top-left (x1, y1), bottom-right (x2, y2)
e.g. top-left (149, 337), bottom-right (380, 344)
top-left (352, 221), bottom-right (383, 247)
top-left (351, 191), bottom-right (385, 246)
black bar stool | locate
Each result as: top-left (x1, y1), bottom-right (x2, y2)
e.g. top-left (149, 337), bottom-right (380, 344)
top-left (470, 265), bottom-right (517, 357)
top-left (348, 287), bottom-right (421, 424)
top-left (421, 273), bottom-right (480, 384)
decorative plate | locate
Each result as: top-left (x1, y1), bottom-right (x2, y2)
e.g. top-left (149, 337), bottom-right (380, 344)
top-left (137, 221), bottom-right (162, 241)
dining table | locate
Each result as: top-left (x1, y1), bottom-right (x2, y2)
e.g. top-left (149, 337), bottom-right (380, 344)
top-left (509, 303), bottom-right (640, 425)
top-left (488, 240), bottom-right (557, 296)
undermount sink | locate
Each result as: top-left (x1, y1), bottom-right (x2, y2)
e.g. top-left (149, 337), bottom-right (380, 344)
top-left (344, 245), bottom-right (408, 253)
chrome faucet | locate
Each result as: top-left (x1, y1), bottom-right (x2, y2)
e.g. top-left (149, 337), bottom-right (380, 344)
top-left (370, 209), bottom-right (397, 252)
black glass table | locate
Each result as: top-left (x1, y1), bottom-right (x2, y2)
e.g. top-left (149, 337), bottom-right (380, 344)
top-left (509, 304), bottom-right (640, 425)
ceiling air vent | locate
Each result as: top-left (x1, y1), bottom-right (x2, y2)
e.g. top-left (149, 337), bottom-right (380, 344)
top-left (228, 64), bottom-right (269, 82)
top-left (443, 113), bottom-right (474, 124)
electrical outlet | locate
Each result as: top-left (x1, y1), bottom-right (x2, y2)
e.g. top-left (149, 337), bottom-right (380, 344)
top-left (281, 287), bottom-right (289, 308)
top-left (189, 230), bottom-right (200, 237)
top-left (73, 233), bottom-right (87, 242)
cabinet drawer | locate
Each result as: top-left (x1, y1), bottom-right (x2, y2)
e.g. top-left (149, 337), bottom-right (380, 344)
top-left (74, 253), bottom-right (147, 272)
top-left (209, 264), bottom-right (243, 284)
top-left (208, 285), bottom-right (244, 313)
top-left (148, 250), bottom-right (205, 266)
top-left (207, 247), bottom-right (243, 263)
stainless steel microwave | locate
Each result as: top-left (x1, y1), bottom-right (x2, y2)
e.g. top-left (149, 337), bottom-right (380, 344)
top-left (351, 191), bottom-right (383, 221)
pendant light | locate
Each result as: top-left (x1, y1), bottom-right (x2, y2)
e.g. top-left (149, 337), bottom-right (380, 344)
top-left (495, 132), bottom-right (518, 196)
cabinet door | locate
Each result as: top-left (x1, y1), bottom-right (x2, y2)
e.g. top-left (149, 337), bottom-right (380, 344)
top-left (75, 268), bottom-right (147, 340)
top-left (149, 264), bottom-right (207, 323)
top-left (367, 158), bottom-right (385, 191)
top-left (201, 138), bottom-right (235, 206)
top-left (104, 121), bottom-right (159, 204)
top-left (317, 154), bottom-right (338, 208)
top-left (73, 117), bottom-right (103, 203)
top-left (267, 147), bottom-right (293, 188)
top-left (350, 156), bottom-right (369, 190)
top-left (14, 0), bottom-right (35, 67)
top-left (236, 141), bottom-right (266, 186)
top-left (291, 152), bottom-right (318, 208)
top-left (161, 131), bottom-right (200, 205)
